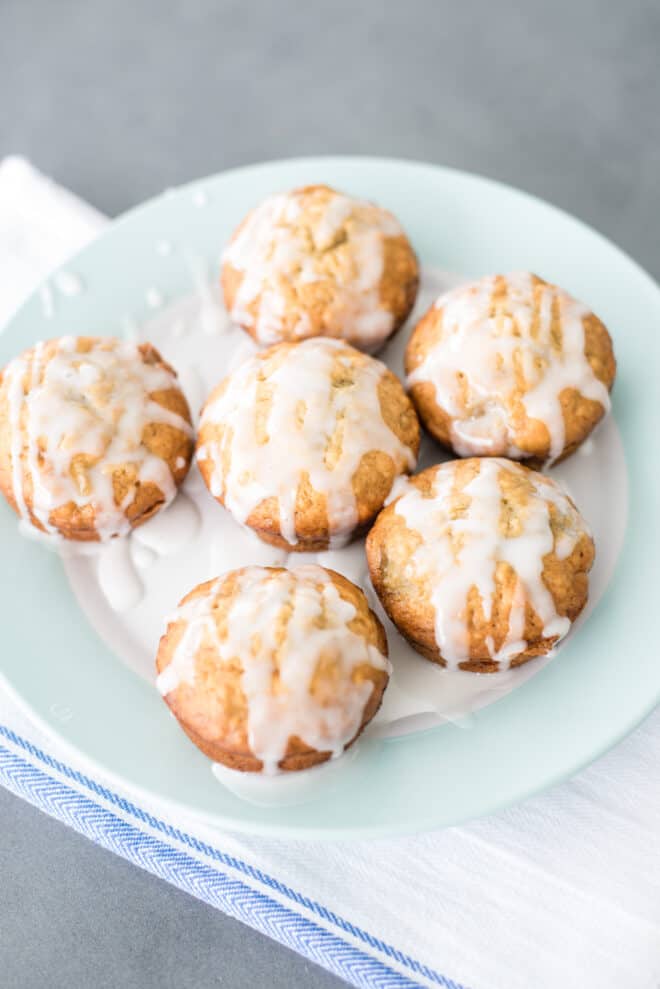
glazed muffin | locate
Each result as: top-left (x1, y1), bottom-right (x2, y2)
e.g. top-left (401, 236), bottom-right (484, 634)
top-left (156, 565), bottom-right (390, 773)
top-left (197, 337), bottom-right (420, 551)
top-left (366, 458), bottom-right (594, 672)
top-left (0, 336), bottom-right (194, 541)
top-left (221, 184), bottom-right (419, 353)
top-left (405, 272), bottom-right (616, 465)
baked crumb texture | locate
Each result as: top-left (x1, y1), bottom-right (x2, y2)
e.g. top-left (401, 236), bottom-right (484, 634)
top-left (405, 272), bottom-right (616, 465)
top-left (0, 336), bottom-right (194, 541)
top-left (156, 565), bottom-right (390, 773)
top-left (197, 337), bottom-right (420, 551)
top-left (222, 184), bottom-right (419, 352)
top-left (366, 457), bottom-right (594, 672)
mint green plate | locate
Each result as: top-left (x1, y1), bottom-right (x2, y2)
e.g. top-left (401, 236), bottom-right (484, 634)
top-left (1, 157), bottom-right (658, 838)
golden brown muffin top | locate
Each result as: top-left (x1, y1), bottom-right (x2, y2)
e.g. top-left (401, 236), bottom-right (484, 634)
top-left (368, 457), bottom-right (593, 669)
top-left (197, 337), bottom-right (419, 548)
top-left (406, 272), bottom-right (616, 463)
top-left (222, 184), bottom-right (418, 351)
top-left (0, 336), bottom-right (193, 541)
top-left (156, 565), bottom-right (390, 773)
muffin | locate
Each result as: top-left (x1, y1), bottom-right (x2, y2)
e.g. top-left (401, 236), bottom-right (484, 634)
top-left (197, 337), bottom-right (420, 551)
top-left (0, 336), bottom-right (194, 541)
top-left (366, 458), bottom-right (594, 672)
top-left (221, 184), bottom-right (419, 353)
top-left (405, 272), bottom-right (616, 465)
top-left (156, 565), bottom-right (390, 773)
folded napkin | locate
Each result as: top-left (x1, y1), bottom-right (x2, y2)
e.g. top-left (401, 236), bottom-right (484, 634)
top-left (0, 157), bottom-right (658, 989)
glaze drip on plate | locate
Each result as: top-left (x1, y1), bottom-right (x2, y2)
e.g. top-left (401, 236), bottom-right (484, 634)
top-left (1, 336), bottom-right (193, 540)
top-left (197, 337), bottom-right (417, 548)
top-left (156, 565), bottom-right (390, 774)
top-left (407, 271), bottom-right (613, 463)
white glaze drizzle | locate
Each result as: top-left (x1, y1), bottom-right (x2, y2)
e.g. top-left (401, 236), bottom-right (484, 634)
top-left (393, 458), bottom-right (586, 669)
top-left (157, 565), bottom-right (390, 774)
top-left (184, 251), bottom-right (231, 337)
top-left (39, 282), bottom-right (55, 319)
top-left (407, 272), bottom-right (611, 463)
top-left (222, 188), bottom-right (403, 350)
top-left (98, 538), bottom-right (143, 610)
top-left (198, 337), bottom-right (416, 547)
top-left (3, 336), bottom-right (192, 540)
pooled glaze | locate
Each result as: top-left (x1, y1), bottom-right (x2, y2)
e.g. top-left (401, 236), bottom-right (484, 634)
top-left (98, 538), bottom-right (144, 611)
top-left (157, 565), bottom-right (390, 774)
top-left (222, 188), bottom-right (403, 349)
top-left (132, 490), bottom-right (200, 556)
top-left (91, 494), bottom-right (200, 613)
top-left (392, 458), bottom-right (586, 668)
top-left (2, 336), bottom-right (193, 540)
top-left (197, 337), bottom-right (417, 547)
top-left (407, 272), bottom-right (611, 463)
top-left (211, 742), bottom-right (362, 806)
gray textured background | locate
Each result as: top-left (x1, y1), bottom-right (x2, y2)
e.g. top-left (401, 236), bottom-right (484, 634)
top-left (1, 1), bottom-right (659, 987)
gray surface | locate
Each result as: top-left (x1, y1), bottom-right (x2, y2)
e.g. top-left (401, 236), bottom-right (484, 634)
top-left (0, 786), bottom-right (329, 989)
top-left (1, 1), bottom-right (659, 987)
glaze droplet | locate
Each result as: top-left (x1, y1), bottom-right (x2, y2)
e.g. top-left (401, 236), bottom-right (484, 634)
top-left (54, 270), bottom-right (84, 297)
top-left (146, 288), bottom-right (164, 309)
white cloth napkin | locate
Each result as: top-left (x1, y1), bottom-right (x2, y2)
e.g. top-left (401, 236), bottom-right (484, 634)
top-left (0, 157), bottom-right (658, 989)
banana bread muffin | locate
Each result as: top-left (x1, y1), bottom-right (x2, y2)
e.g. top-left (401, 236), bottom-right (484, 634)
top-left (197, 337), bottom-right (420, 550)
top-left (405, 272), bottom-right (616, 465)
top-left (222, 184), bottom-right (419, 352)
top-left (156, 565), bottom-right (390, 773)
top-left (0, 336), bottom-right (193, 541)
top-left (366, 457), bottom-right (594, 672)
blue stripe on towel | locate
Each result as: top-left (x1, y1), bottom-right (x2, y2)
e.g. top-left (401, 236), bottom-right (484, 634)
top-left (0, 723), bottom-right (467, 989)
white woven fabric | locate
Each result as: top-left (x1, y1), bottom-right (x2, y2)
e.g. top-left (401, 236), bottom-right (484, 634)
top-left (0, 157), bottom-right (658, 989)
